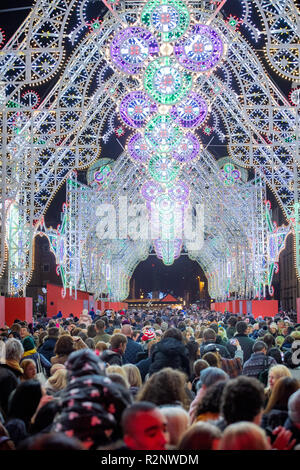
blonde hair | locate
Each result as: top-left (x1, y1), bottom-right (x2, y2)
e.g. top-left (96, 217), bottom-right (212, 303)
top-left (106, 365), bottom-right (129, 387)
top-left (21, 359), bottom-right (36, 380)
top-left (95, 341), bottom-right (108, 352)
top-left (113, 329), bottom-right (121, 335)
top-left (106, 365), bottom-right (127, 379)
top-left (267, 364), bottom-right (292, 389)
top-left (123, 364), bottom-right (142, 388)
top-left (291, 331), bottom-right (300, 341)
top-left (218, 422), bottom-right (270, 450)
top-left (47, 368), bottom-right (68, 392)
top-left (160, 406), bottom-right (189, 447)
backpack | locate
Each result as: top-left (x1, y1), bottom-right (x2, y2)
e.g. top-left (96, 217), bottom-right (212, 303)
top-left (257, 356), bottom-right (272, 386)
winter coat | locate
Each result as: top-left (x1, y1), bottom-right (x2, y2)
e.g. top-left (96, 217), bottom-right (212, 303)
top-left (100, 349), bottom-right (123, 366)
top-left (38, 336), bottom-right (58, 362)
top-left (200, 341), bottom-right (231, 359)
top-left (0, 364), bottom-right (22, 419)
top-left (51, 354), bottom-right (70, 366)
top-left (242, 352), bottom-right (276, 378)
top-left (123, 337), bottom-right (143, 364)
top-left (234, 334), bottom-right (255, 362)
top-left (148, 337), bottom-right (190, 376)
top-left (261, 406), bottom-right (289, 433)
top-left (283, 417), bottom-right (300, 447)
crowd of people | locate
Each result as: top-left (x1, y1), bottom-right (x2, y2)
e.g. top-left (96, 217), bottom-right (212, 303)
top-left (0, 306), bottom-right (300, 451)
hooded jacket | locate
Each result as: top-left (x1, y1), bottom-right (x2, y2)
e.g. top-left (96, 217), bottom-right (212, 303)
top-left (148, 337), bottom-right (190, 377)
top-left (38, 335), bottom-right (58, 362)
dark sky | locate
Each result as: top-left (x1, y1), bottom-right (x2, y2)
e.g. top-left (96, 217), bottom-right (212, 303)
top-left (1, 0), bottom-right (291, 298)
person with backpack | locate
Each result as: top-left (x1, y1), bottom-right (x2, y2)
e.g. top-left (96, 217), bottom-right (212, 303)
top-left (242, 341), bottom-right (277, 385)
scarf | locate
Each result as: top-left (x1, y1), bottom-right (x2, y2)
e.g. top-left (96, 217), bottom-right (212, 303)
top-left (6, 360), bottom-right (24, 374)
top-left (23, 348), bottom-right (37, 357)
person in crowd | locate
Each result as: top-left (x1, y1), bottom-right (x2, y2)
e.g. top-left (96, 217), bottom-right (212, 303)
top-left (100, 333), bottom-right (127, 366)
top-left (20, 359), bottom-right (37, 382)
top-left (37, 327), bottom-right (60, 362)
top-left (5, 379), bottom-right (43, 446)
top-left (218, 422), bottom-right (271, 450)
top-left (44, 368), bottom-right (68, 395)
top-left (234, 321), bottom-right (255, 362)
top-left (160, 406), bottom-right (189, 448)
top-left (148, 328), bottom-right (190, 377)
top-left (51, 335), bottom-right (74, 365)
top-left (194, 380), bottom-right (227, 423)
top-left (93, 319), bottom-right (111, 345)
top-left (242, 340), bottom-right (277, 379)
top-left (121, 324), bottom-right (143, 364)
top-left (189, 367), bottom-right (229, 423)
top-left (283, 389), bottom-right (300, 446)
top-left (121, 401), bottom-right (168, 450)
top-left (21, 336), bottom-right (51, 376)
top-left (191, 359), bottom-right (209, 393)
top-left (137, 367), bottom-right (192, 410)
top-left (264, 364), bottom-right (292, 404)
top-left (0, 338), bottom-right (24, 419)
top-left (226, 316), bottom-right (238, 339)
top-left (262, 376), bottom-right (300, 433)
top-left (178, 422), bottom-right (221, 450)
top-left (122, 364), bottom-right (142, 397)
top-left (199, 328), bottom-right (230, 359)
top-left (0, 422), bottom-right (15, 450)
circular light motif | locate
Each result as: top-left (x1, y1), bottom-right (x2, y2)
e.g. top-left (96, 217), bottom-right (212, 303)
top-left (155, 194), bottom-right (174, 214)
top-left (172, 132), bottom-right (200, 162)
top-left (144, 56), bottom-right (192, 104)
top-left (220, 163), bottom-right (241, 186)
top-left (127, 133), bottom-right (153, 163)
top-left (148, 154), bottom-right (180, 184)
top-left (171, 93), bottom-right (207, 128)
top-left (144, 114), bottom-right (182, 150)
top-left (141, 0), bottom-right (190, 42)
top-left (110, 27), bottom-right (159, 74)
top-left (119, 91), bottom-right (157, 128)
top-left (141, 180), bottom-right (163, 201)
top-left (174, 24), bottom-right (223, 72)
top-left (168, 181), bottom-right (189, 202)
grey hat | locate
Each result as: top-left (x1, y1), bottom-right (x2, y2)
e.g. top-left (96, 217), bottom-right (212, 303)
top-left (161, 322), bottom-right (168, 331)
top-left (288, 390), bottom-right (300, 424)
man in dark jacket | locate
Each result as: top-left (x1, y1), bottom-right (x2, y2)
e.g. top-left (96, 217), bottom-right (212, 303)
top-left (234, 321), bottom-right (255, 362)
top-left (200, 328), bottom-right (231, 358)
top-left (148, 328), bottom-right (190, 377)
top-left (242, 340), bottom-right (276, 378)
top-left (0, 338), bottom-right (24, 419)
top-left (121, 324), bottom-right (143, 364)
top-left (37, 327), bottom-right (59, 362)
top-left (100, 333), bottom-right (127, 366)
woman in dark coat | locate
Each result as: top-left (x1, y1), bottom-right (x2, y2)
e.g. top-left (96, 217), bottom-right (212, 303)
top-left (148, 328), bottom-right (190, 377)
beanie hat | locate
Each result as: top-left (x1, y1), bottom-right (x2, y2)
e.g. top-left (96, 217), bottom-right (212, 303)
top-left (161, 322), bottom-right (168, 331)
top-left (22, 336), bottom-right (36, 351)
top-left (288, 390), bottom-right (300, 424)
top-left (141, 329), bottom-right (156, 342)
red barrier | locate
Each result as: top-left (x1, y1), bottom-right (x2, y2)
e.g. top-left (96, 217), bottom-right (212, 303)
top-left (46, 283), bottom-right (89, 318)
top-left (5, 297), bottom-right (33, 326)
top-left (0, 297), bottom-right (5, 327)
top-left (251, 300), bottom-right (278, 319)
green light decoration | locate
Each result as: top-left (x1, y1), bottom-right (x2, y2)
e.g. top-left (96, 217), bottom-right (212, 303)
top-left (144, 56), bottom-right (192, 105)
top-left (141, 0), bottom-right (190, 43)
top-left (144, 113), bottom-right (182, 151)
top-left (148, 154), bottom-right (180, 184)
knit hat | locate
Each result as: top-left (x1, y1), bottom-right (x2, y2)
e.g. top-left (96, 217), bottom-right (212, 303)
top-left (141, 329), bottom-right (156, 342)
top-left (161, 322), bottom-right (168, 331)
top-left (288, 390), bottom-right (300, 424)
top-left (53, 350), bottom-right (130, 448)
top-left (22, 336), bottom-right (36, 352)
